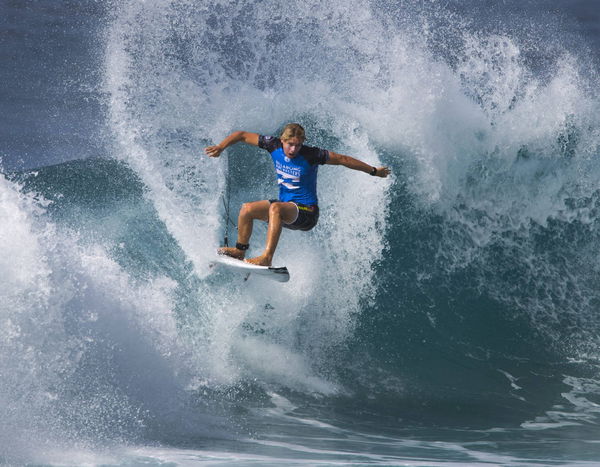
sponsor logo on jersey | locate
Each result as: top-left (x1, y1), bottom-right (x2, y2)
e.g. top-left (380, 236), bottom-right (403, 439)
top-left (275, 161), bottom-right (301, 178)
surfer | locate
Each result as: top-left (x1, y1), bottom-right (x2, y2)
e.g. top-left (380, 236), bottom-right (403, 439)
top-left (205, 123), bottom-right (390, 266)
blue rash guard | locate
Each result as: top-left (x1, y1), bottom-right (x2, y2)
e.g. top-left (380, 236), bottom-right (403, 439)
top-left (258, 135), bottom-right (329, 206)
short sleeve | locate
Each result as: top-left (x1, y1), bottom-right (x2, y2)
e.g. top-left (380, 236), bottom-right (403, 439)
top-left (258, 135), bottom-right (281, 153)
top-left (301, 145), bottom-right (330, 165)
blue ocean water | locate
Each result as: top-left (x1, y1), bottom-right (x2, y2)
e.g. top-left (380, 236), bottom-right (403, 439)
top-left (2, 0), bottom-right (600, 465)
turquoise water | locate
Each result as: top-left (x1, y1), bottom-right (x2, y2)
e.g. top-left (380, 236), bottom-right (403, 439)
top-left (3, 0), bottom-right (600, 465)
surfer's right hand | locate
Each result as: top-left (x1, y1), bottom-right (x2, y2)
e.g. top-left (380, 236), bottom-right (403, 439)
top-left (205, 145), bottom-right (223, 158)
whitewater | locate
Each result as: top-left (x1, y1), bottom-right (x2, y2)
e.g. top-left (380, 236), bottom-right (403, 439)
top-left (2, 0), bottom-right (600, 465)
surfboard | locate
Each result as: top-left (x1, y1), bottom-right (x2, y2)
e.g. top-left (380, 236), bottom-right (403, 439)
top-left (211, 254), bottom-right (290, 282)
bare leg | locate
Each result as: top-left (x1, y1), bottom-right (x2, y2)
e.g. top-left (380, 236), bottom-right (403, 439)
top-left (219, 200), bottom-right (270, 259)
top-left (246, 202), bottom-right (298, 266)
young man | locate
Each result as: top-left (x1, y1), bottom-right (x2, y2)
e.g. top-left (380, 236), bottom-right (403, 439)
top-left (205, 123), bottom-right (390, 266)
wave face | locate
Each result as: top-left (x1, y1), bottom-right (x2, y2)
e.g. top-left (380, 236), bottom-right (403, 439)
top-left (3, 0), bottom-right (600, 464)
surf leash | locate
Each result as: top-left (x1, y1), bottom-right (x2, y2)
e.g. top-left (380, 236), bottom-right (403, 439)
top-left (222, 159), bottom-right (236, 247)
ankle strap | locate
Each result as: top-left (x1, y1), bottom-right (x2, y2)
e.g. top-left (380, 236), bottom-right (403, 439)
top-left (236, 242), bottom-right (249, 251)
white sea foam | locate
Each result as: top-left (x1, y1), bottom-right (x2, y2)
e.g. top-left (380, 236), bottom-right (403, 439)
top-left (7, 0), bottom-right (600, 463)
top-left (0, 173), bottom-right (218, 461)
top-left (103, 0), bottom-right (392, 392)
top-left (98, 0), bottom-right (600, 401)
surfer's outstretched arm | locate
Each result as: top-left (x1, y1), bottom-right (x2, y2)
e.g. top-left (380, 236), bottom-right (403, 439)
top-left (204, 131), bottom-right (259, 157)
top-left (326, 151), bottom-right (391, 178)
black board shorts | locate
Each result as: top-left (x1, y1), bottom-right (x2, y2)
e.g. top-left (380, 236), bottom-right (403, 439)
top-left (269, 199), bottom-right (319, 231)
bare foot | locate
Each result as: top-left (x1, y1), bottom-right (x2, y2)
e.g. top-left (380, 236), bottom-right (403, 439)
top-left (245, 254), bottom-right (272, 267)
top-left (218, 246), bottom-right (245, 260)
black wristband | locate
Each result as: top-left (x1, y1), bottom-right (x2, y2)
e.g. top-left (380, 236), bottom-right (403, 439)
top-left (370, 166), bottom-right (377, 176)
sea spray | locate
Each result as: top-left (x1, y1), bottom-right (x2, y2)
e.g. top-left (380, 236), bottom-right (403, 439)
top-left (4, 0), bottom-right (600, 462)
top-left (0, 170), bottom-right (227, 460)
top-left (104, 0), bottom-right (391, 390)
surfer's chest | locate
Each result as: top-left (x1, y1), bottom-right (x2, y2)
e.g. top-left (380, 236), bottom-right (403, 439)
top-left (270, 149), bottom-right (314, 177)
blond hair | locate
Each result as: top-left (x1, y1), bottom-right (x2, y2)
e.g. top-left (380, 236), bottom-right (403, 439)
top-left (280, 123), bottom-right (305, 142)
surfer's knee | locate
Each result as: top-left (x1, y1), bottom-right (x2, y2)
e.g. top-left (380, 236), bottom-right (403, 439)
top-left (240, 202), bottom-right (254, 218)
top-left (269, 202), bottom-right (283, 218)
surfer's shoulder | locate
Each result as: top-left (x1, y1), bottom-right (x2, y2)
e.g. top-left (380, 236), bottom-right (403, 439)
top-left (299, 144), bottom-right (329, 165)
top-left (258, 135), bottom-right (281, 152)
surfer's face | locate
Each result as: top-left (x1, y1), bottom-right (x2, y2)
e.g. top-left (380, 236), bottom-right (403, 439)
top-left (282, 137), bottom-right (303, 158)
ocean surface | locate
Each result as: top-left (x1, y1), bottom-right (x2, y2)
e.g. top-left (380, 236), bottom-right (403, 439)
top-left (2, 0), bottom-right (600, 465)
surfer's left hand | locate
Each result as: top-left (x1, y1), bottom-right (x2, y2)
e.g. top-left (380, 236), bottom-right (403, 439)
top-left (374, 167), bottom-right (391, 178)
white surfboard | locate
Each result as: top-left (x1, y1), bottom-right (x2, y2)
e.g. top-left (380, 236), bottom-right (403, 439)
top-left (211, 254), bottom-right (290, 282)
